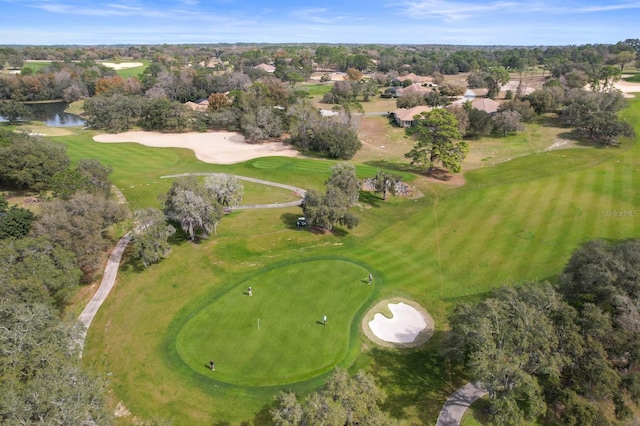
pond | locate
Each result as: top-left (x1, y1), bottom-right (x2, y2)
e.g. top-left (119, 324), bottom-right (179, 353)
top-left (0, 102), bottom-right (85, 127)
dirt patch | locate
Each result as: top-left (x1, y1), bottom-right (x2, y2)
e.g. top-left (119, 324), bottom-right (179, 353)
top-left (361, 298), bottom-right (435, 349)
top-left (545, 139), bottom-right (574, 151)
top-left (354, 116), bottom-right (411, 163)
top-left (424, 168), bottom-right (466, 187)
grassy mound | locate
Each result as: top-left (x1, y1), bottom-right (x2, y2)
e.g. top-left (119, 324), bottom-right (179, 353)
top-left (175, 259), bottom-right (374, 386)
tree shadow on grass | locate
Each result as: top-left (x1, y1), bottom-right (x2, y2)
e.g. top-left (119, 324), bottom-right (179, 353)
top-left (358, 191), bottom-right (383, 208)
top-left (369, 332), bottom-right (466, 424)
top-left (280, 212), bottom-right (304, 230)
top-left (363, 160), bottom-right (417, 175)
top-left (252, 403), bottom-right (273, 426)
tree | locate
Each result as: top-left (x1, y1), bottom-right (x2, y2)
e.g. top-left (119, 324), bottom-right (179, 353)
top-left (271, 369), bottom-right (392, 426)
top-left (498, 99), bottom-right (535, 122)
top-left (396, 92), bottom-right (426, 109)
top-left (0, 205), bottom-right (35, 239)
top-left (0, 299), bottom-right (111, 424)
top-left (50, 168), bottom-right (92, 199)
top-left (30, 192), bottom-right (127, 280)
top-left (286, 100), bottom-right (323, 151)
top-left (0, 100), bottom-right (33, 123)
top-left (326, 163), bottom-right (360, 206)
top-left (485, 68), bottom-right (510, 99)
top-left (466, 108), bottom-right (494, 138)
top-left (131, 208), bottom-right (175, 267)
top-left (164, 176), bottom-right (223, 241)
top-left (447, 283), bottom-right (581, 426)
top-left (139, 98), bottom-right (190, 132)
top-left (467, 71), bottom-right (489, 88)
top-left (301, 188), bottom-right (359, 232)
top-left (0, 130), bottom-right (70, 190)
top-left (203, 173), bottom-right (244, 207)
top-left (83, 94), bottom-right (146, 131)
top-left (0, 192), bottom-right (7, 211)
top-left (406, 108), bottom-right (468, 174)
top-left (0, 237), bottom-right (80, 308)
top-left (240, 105), bottom-right (284, 142)
top-left (560, 90), bottom-right (634, 145)
top-left (207, 92), bottom-right (231, 111)
top-left (588, 65), bottom-right (622, 92)
top-left (290, 119), bottom-right (361, 160)
top-left (76, 159), bottom-right (113, 197)
top-left (371, 170), bottom-right (402, 201)
top-left (493, 110), bottom-right (524, 135)
top-left (438, 82), bottom-right (465, 97)
top-left (271, 392), bottom-right (303, 426)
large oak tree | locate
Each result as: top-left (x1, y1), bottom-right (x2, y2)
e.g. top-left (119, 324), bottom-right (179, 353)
top-left (405, 108), bottom-right (468, 174)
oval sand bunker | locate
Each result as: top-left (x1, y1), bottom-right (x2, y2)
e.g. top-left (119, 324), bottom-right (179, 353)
top-left (363, 299), bottom-right (434, 348)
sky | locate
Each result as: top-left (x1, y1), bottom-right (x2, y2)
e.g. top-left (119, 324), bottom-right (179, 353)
top-left (0, 0), bottom-right (638, 46)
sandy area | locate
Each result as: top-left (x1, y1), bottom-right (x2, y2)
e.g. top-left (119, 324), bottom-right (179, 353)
top-left (362, 298), bottom-right (434, 348)
top-left (503, 80), bottom-right (535, 95)
top-left (614, 80), bottom-right (640, 98)
top-left (100, 62), bottom-right (144, 70)
top-left (93, 131), bottom-right (299, 164)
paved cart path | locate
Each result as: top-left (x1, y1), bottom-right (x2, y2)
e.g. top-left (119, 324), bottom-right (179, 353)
top-left (436, 382), bottom-right (487, 426)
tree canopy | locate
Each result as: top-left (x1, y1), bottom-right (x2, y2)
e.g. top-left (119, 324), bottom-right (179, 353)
top-left (405, 108), bottom-right (468, 174)
top-left (131, 207), bottom-right (175, 267)
top-left (271, 369), bottom-right (393, 426)
top-left (0, 130), bottom-right (70, 190)
top-left (164, 176), bottom-right (223, 241)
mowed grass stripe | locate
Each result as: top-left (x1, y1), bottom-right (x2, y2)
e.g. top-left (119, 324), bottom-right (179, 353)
top-left (515, 173), bottom-right (579, 280)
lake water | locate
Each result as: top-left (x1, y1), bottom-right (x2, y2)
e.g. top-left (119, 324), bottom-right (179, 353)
top-left (0, 102), bottom-right (85, 127)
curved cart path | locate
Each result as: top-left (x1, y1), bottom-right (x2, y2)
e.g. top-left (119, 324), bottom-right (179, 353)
top-left (77, 175), bottom-right (305, 355)
top-left (436, 382), bottom-right (487, 426)
top-left (160, 173), bottom-right (306, 209)
top-left (76, 232), bottom-right (132, 356)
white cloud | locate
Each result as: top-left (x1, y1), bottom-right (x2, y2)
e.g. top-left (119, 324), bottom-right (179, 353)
top-left (290, 7), bottom-right (350, 24)
top-left (396, 0), bottom-right (640, 21)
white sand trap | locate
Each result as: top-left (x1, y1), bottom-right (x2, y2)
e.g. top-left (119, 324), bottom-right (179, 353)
top-left (101, 62), bottom-right (144, 70)
top-left (614, 80), bottom-right (640, 98)
top-left (93, 131), bottom-right (300, 165)
top-left (368, 302), bottom-right (427, 344)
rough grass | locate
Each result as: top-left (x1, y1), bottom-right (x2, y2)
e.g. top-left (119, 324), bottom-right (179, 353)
top-left (71, 97), bottom-right (640, 425)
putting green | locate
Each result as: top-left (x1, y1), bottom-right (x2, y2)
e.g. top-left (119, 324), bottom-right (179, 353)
top-left (175, 259), bottom-right (374, 386)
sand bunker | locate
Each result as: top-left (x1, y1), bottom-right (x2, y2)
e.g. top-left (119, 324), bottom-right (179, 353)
top-left (101, 62), bottom-right (144, 70)
top-left (614, 80), bottom-right (640, 98)
top-left (93, 131), bottom-right (300, 165)
top-left (362, 299), bottom-right (434, 348)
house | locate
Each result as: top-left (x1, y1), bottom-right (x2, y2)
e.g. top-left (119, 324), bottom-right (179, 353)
top-left (396, 83), bottom-right (433, 97)
top-left (254, 63), bottom-right (276, 73)
top-left (393, 106), bottom-right (432, 127)
top-left (392, 73), bottom-right (434, 86)
top-left (471, 98), bottom-right (501, 115)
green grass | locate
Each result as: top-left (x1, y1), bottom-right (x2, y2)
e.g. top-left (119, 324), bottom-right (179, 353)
top-left (175, 259), bottom-right (373, 386)
top-left (112, 60), bottom-right (149, 78)
top-left (73, 97), bottom-right (640, 425)
top-left (21, 61), bottom-right (52, 73)
top-left (624, 73), bottom-right (640, 83)
top-left (297, 82), bottom-right (334, 96)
